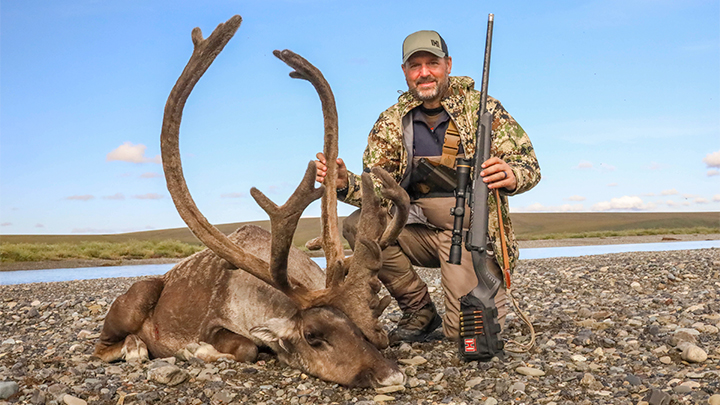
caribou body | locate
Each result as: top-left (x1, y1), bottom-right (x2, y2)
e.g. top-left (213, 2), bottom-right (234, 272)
top-left (93, 15), bottom-right (410, 388)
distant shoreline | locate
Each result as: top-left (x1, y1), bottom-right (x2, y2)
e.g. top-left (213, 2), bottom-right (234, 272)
top-left (2, 233), bottom-right (717, 272)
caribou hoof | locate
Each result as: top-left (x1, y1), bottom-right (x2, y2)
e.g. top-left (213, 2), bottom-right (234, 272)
top-left (121, 335), bottom-right (149, 363)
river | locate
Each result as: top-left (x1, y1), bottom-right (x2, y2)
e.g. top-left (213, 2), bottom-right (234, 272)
top-left (1, 240), bottom-right (718, 285)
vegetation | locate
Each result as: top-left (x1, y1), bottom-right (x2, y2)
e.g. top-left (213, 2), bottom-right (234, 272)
top-left (521, 226), bottom-right (720, 241)
top-left (0, 240), bottom-right (204, 263)
top-left (1, 212), bottom-right (717, 263)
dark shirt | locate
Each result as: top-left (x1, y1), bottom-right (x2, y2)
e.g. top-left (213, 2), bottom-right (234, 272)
top-left (412, 107), bottom-right (463, 156)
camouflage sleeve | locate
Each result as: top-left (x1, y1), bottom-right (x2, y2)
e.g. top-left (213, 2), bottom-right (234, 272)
top-left (341, 108), bottom-right (406, 207)
top-left (488, 99), bottom-right (541, 196)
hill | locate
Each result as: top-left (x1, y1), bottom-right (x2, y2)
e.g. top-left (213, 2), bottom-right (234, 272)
top-left (1, 212), bottom-right (717, 247)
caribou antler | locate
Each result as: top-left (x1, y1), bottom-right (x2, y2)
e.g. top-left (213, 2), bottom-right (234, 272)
top-left (273, 50), bottom-right (345, 288)
top-left (161, 15), bottom-right (280, 289)
top-left (160, 15), bottom-right (411, 347)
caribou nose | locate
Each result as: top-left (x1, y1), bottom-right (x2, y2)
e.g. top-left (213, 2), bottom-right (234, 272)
top-left (377, 370), bottom-right (406, 387)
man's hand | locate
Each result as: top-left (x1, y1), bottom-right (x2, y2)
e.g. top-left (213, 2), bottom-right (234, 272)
top-left (315, 152), bottom-right (349, 190)
top-left (480, 157), bottom-right (516, 192)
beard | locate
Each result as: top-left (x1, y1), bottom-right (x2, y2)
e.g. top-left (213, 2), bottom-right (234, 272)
top-left (408, 73), bottom-right (450, 102)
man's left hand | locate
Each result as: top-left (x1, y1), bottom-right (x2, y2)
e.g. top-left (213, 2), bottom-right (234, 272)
top-left (480, 157), bottom-right (516, 192)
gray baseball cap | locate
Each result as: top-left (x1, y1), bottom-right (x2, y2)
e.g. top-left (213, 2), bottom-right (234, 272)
top-left (402, 30), bottom-right (448, 64)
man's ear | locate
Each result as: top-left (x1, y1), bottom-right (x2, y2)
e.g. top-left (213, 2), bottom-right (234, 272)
top-left (446, 56), bottom-right (452, 74)
top-left (250, 318), bottom-right (296, 351)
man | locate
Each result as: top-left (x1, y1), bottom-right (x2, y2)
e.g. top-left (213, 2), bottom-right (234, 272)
top-left (316, 30), bottom-right (540, 343)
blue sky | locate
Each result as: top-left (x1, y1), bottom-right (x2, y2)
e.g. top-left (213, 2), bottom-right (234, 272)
top-left (1, 0), bottom-right (718, 235)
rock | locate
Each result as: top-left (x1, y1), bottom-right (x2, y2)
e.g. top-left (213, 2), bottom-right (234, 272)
top-left (672, 385), bottom-right (691, 394)
top-left (644, 388), bottom-right (672, 405)
top-left (580, 373), bottom-right (596, 386)
top-left (625, 374), bottom-right (642, 386)
top-left (659, 356), bottom-right (673, 364)
top-left (484, 397), bottom-right (498, 405)
top-left (671, 330), bottom-right (698, 346)
top-left (516, 366), bottom-right (545, 376)
top-left (373, 394), bottom-right (395, 402)
top-left (681, 344), bottom-right (708, 363)
top-left (466, 377), bottom-right (483, 388)
top-left (511, 381), bottom-right (526, 393)
top-left (398, 355), bottom-right (427, 366)
top-left (148, 364), bottom-right (189, 386)
top-left (375, 385), bottom-right (404, 394)
top-left (631, 281), bottom-right (642, 292)
top-left (571, 354), bottom-right (587, 362)
top-left (0, 381), bottom-right (19, 400)
top-left (708, 394), bottom-right (720, 405)
top-left (63, 395), bottom-right (87, 405)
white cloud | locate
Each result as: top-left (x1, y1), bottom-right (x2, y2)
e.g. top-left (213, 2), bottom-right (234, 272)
top-left (140, 172), bottom-right (162, 179)
top-left (66, 195), bottom-right (95, 201)
top-left (591, 196), bottom-right (655, 211)
top-left (513, 203), bottom-right (584, 212)
top-left (574, 160), bottom-right (593, 169)
top-left (703, 150), bottom-right (720, 168)
top-left (35, 223), bottom-right (45, 228)
top-left (107, 142), bottom-right (161, 164)
top-left (607, 183), bottom-right (618, 187)
top-left (132, 193), bottom-right (164, 200)
top-left (564, 195), bottom-right (586, 201)
top-left (661, 189), bottom-right (678, 196)
top-left (1, 222), bottom-right (11, 226)
top-left (713, 195), bottom-right (720, 202)
top-left (695, 197), bottom-right (709, 204)
top-left (102, 193), bottom-right (125, 200)
top-left (600, 163), bottom-right (616, 171)
top-left (648, 162), bottom-right (664, 170)
top-left (708, 169), bottom-right (719, 177)
top-left (682, 193), bottom-right (698, 199)
top-left (221, 192), bottom-right (246, 199)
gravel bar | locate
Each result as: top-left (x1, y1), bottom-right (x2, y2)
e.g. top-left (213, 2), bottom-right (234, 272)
top-left (1, 248), bottom-right (719, 404)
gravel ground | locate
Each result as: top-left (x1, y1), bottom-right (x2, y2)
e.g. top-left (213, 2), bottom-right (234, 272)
top-left (1, 248), bottom-right (719, 405)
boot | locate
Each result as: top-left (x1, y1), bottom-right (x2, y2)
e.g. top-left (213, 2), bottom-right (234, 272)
top-left (388, 301), bottom-right (442, 345)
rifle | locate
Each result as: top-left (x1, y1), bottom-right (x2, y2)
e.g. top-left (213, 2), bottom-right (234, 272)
top-left (448, 13), bottom-right (505, 361)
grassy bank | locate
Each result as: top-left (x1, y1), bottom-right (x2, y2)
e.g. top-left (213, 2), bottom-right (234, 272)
top-left (524, 226), bottom-right (720, 241)
top-left (1, 212), bottom-right (717, 263)
top-left (0, 240), bottom-right (204, 263)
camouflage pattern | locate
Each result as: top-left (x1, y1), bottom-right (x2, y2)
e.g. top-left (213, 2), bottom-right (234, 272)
top-left (342, 76), bottom-right (541, 272)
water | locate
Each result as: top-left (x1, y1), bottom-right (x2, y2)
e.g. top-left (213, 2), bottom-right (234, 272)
top-left (1, 240), bottom-right (717, 286)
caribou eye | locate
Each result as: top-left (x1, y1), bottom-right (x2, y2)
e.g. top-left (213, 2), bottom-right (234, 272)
top-left (304, 331), bottom-right (326, 348)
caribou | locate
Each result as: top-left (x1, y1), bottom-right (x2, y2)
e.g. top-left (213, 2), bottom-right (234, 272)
top-left (93, 15), bottom-right (411, 388)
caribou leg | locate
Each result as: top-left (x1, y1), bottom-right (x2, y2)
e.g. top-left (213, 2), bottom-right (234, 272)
top-left (93, 278), bottom-right (164, 362)
top-left (203, 328), bottom-right (259, 363)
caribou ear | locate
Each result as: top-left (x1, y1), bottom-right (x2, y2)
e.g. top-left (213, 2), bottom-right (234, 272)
top-left (250, 318), bottom-right (296, 351)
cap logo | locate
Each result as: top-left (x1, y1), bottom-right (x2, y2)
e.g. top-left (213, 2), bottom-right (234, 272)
top-left (431, 39), bottom-right (440, 47)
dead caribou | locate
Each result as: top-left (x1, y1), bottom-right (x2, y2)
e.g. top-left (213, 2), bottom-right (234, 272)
top-left (93, 15), bottom-right (411, 388)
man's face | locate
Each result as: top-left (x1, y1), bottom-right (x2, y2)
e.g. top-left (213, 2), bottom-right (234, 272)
top-left (402, 52), bottom-right (452, 104)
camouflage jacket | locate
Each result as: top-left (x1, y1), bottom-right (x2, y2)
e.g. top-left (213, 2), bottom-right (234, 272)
top-left (342, 76), bottom-right (540, 272)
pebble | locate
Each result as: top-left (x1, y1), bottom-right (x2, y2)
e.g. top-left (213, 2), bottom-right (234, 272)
top-left (681, 344), bottom-right (708, 363)
top-left (516, 366), bottom-right (546, 376)
top-left (0, 381), bottom-right (19, 400)
top-left (63, 394), bottom-right (87, 405)
top-left (398, 355), bottom-right (427, 366)
top-left (1, 248), bottom-right (718, 404)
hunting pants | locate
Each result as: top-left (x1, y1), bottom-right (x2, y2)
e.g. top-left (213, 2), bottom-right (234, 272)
top-left (343, 208), bottom-right (507, 339)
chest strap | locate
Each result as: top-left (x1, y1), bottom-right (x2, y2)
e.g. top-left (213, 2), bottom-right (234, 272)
top-left (440, 119), bottom-right (461, 168)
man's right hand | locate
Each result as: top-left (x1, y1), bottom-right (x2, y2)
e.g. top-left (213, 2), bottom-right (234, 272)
top-left (315, 152), bottom-right (349, 190)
